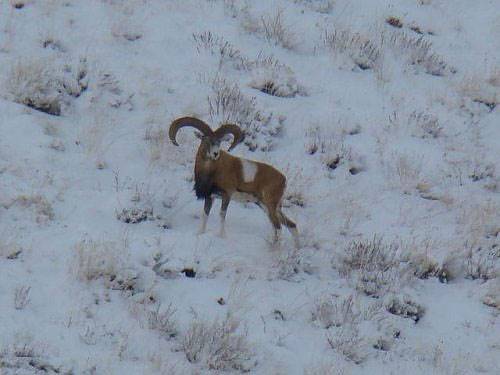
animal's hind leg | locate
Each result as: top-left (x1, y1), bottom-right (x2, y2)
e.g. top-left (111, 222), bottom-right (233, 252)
top-left (279, 210), bottom-right (300, 248)
top-left (264, 205), bottom-right (282, 243)
top-left (198, 196), bottom-right (213, 234)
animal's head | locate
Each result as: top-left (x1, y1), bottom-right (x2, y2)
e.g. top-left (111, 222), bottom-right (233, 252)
top-left (169, 117), bottom-right (244, 161)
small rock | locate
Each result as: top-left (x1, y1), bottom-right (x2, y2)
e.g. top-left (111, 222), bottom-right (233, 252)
top-left (182, 268), bottom-right (196, 278)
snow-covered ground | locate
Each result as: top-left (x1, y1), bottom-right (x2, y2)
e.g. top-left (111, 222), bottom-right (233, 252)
top-left (0, 0), bottom-right (499, 373)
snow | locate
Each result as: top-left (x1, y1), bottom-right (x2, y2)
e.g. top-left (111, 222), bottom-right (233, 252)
top-left (0, 0), bottom-right (499, 374)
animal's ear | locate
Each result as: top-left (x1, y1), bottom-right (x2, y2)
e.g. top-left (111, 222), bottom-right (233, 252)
top-left (194, 131), bottom-right (203, 140)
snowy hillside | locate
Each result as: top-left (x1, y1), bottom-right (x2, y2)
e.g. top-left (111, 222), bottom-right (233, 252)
top-left (0, 0), bottom-right (499, 373)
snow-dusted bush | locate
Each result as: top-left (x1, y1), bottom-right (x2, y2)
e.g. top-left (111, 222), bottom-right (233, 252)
top-left (7, 194), bottom-right (55, 224)
top-left (193, 31), bottom-right (247, 69)
top-left (294, 0), bottom-right (335, 14)
top-left (6, 57), bottom-right (88, 116)
top-left (469, 161), bottom-right (495, 183)
top-left (464, 241), bottom-right (498, 281)
top-left (111, 21), bottom-right (143, 42)
top-left (273, 245), bottom-right (309, 280)
top-left (408, 253), bottom-right (441, 279)
top-left (385, 152), bottom-right (423, 194)
top-left (14, 285), bottom-right (31, 310)
top-left (384, 294), bottom-right (425, 323)
top-left (305, 125), bottom-right (364, 175)
top-left (117, 207), bottom-right (154, 224)
top-left (0, 240), bottom-right (23, 260)
top-left (280, 165), bottom-right (308, 208)
top-left (408, 111), bottom-right (442, 138)
top-left (208, 76), bottom-right (283, 151)
top-left (249, 62), bottom-right (306, 98)
top-left (305, 125), bottom-right (334, 155)
top-left (312, 294), bottom-right (360, 329)
top-left (0, 341), bottom-right (69, 374)
top-left (181, 314), bottom-right (253, 372)
top-left (73, 238), bottom-right (138, 293)
top-left (338, 236), bottom-right (407, 297)
top-left (326, 325), bottom-right (365, 364)
top-left (384, 31), bottom-right (452, 76)
top-left (457, 74), bottom-right (498, 112)
top-left (89, 71), bottom-right (133, 110)
top-left (146, 303), bottom-right (177, 339)
top-left (322, 28), bottom-right (383, 71)
top-left (260, 9), bottom-right (296, 50)
top-left (304, 361), bottom-right (347, 375)
top-left (483, 279), bottom-right (500, 310)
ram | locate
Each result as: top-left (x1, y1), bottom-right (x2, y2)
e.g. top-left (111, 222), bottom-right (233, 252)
top-left (169, 116), bottom-right (299, 247)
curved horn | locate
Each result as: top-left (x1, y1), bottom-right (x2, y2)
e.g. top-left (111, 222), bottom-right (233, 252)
top-left (169, 117), bottom-right (213, 146)
top-left (214, 124), bottom-right (244, 151)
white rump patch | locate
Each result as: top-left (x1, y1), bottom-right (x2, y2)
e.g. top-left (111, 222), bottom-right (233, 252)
top-left (241, 159), bottom-right (257, 182)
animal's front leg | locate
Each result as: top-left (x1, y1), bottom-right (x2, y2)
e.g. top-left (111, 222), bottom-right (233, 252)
top-left (198, 196), bottom-right (213, 234)
top-left (219, 193), bottom-right (231, 238)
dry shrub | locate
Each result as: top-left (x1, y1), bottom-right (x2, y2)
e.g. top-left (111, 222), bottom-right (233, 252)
top-left (260, 9), bottom-right (296, 50)
top-left (385, 152), bottom-right (423, 194)
top-left (146, 303), bottom-right (177, 339)
top-left (0, 341), bottom-right (68, 374)
top-left (6, 194), bottom-right (55, 224)
top-left (464, 241), bottom-right (498, 281)
top-left (483, 279), bottom-right (500, 310)
top-left (181, 314), bottom-right (253, 372)
top-left (193, 31), bottom-right (247, 70)
top-left (14, 285), bottom-right (31, 310)
top-left (6, 57), bottom-right (88, 116)
top-left (305, 125), bottom-right (364, 175)
top-left (249, 63), bottom-right (306, 98)
top-left (384, 31), bottom-right (452, 76)
top-left (73, 238), bottom-right (138, 293)
top-left (0, 239), bottom-right (23, 260)
top-left (208, 76), bottom-right (283, 151)
top-left (384, 294), bottom-right (425, 323)
top-left (409, 110), bottom-right (442, 138)
top-left (338, 236), bottom-right (407, 297)
top-left (458, 75), bottom-right (498, 112)
top-left (326, 325), bottom-right (365, 364)
top-left (273, 245), bottom-right (311, 280)
top-left (323, 28), bottom-right (383, 71)
top-left (312, 294), bottom-right (360, 329)
top-left (294, 0), bottom-right (335, 14)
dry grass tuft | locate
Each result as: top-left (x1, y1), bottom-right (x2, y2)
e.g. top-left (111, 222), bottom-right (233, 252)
top-left (181, 314), bottom-right (253, 372)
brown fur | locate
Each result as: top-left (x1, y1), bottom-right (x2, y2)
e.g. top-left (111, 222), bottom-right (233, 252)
top-left (195, 143), bottom-right (298, 242)
top-left (169, 116), bottom-right (298, 245)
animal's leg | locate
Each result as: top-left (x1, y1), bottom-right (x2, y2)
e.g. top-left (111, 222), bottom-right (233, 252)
top-left (198, 196), bottom-right (213, 234)
top-left (219, 193), bottom-right (231, 238)
top-left (279, 210), bottom-right (300, 248)
top-left (265, 205), bottom-right (282, 243)
top-left (262, 188), bottom-right (283, 244)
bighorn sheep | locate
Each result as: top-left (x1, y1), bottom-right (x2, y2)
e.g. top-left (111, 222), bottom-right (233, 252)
top-left (169, 116), bottom-right (299, 247)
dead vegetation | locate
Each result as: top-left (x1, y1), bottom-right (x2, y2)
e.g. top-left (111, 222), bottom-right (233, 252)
top-left (312, 294), bottom-right (360, 329)
top-left (4, 194), bottom-right (55, 224)
top-left (6, 57), bottom-right (88, 116)
top-left (322, 28), bottom-right (383, 71)
top-left (180, 314), bottom-right (254, 372)
top-left (73, 238), bottom-right (139, 294)
top-left (338, 236), bottom-right (408, 297)
top-left (208, 76), bottom-right (284, 151)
